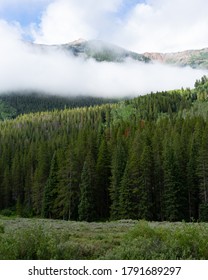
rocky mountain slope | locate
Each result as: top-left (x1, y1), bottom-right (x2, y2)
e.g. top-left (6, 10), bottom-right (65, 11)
top-left (143, 48), bottom-right (208, 69)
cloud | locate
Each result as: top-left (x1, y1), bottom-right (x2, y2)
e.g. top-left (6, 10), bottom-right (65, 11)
top-left (114, 0), bottom-right (208, 52)
top-left (0, 20), bottom-right (207, 98)
top-left (30, 0), bottom-right (208, 53)
top-left (32, 0), bottom-right (123, 45)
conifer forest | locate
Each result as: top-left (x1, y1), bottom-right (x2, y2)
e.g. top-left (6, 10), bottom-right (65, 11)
top-left (1, 76), bottom-right (208, 223)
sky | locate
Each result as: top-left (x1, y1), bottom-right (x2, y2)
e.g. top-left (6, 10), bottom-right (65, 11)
top-left (0, 0), bottom-right (208, 96)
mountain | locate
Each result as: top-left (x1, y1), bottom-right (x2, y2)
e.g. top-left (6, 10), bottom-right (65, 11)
top-left (32, 39), bottom-right (208, 69)
top-left (31, 39), bottom-right (150, 63)
top-left (143, 48), bottom-right (208, 69)
top-left (62, 39), bottom-right (150, 62)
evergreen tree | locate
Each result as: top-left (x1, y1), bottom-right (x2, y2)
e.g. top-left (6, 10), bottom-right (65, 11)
top-left (197, 125), bottom-right (208, 221)
top-left (96, 137), bottom-right (111, 220)
top-left (119, 131), bottom-right (142, 219)
top-left (56, 146), bottom-right (80, 220)
top-left (78, 152), bottom-right (97, 222)
top-left (109, 139), bottom-right (127, 220)
top-left (162, 138), bottom-right (180, 221)
top-left (42, 152), bottom-right (58, 218)
top-left (32, 143), bottom-right (50, 215)
top-left (137, 141), bottom-right (154, 220)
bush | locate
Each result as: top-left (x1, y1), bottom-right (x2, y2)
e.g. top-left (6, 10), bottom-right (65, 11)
top-left (0, 209), bottom-right (14, 217)
top-left (104, 221), bottom-right (208, 260)
top-left (0, 223), bottom-right (4, 234)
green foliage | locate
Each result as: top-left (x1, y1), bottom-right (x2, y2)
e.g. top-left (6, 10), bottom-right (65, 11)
top-left (1, 218), bottom-right (208, 260)
top-left (78, 152), bottom-right (97, 222)
top-left (0, 223), bottom-right (4, 234)
top-left (1, 80), bottom-right (208, 222)
top-left (105, 220), bottom-right (208, 260)
top-left (0, 100), bottom-right (16, 120)
top-left (0, 218), bottom-right (135, 260)
top-left (0, 93), bottom-right (118, 118)
top-left (42, 152), bottom-right (59, 218)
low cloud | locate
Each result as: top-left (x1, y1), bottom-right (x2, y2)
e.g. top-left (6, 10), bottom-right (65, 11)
top-left (0, 20), bottom-right (207, 98)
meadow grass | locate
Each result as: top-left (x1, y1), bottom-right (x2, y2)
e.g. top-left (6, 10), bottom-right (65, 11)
top-left (0, 217), bottom-right (208, 260)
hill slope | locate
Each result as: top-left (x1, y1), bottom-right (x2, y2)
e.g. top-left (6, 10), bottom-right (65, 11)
top-left (0, 93), bottom-right (118, 120)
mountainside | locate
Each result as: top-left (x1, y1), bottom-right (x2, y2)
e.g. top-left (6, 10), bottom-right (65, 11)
top-left (33, 39), bottom-right (208, 69)
top-left (143, 48), bottom-right (208, 69)
top-left (35, 39), bottom-right (150, 63)
top-left (0, 93), bottom-right (118, 120)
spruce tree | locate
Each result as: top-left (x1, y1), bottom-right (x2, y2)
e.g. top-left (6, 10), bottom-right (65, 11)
top-left (109, 140), bottom-right (127, 220)
top-left (78, 152), bottom-right (97, 222)
top-left (197, 125), bottom-right (208, 221)
top-left (96, 137), bottom-right (111, 220)
top-left (56, 146), bottom-right (80, 220)
top-left (42, 152), bottom-right (58, 218)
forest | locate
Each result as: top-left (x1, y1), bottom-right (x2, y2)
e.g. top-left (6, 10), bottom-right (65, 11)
top-left (1, 76), bottom-right (208, 222)
top-left (0, 93), bottom-right (117, 120)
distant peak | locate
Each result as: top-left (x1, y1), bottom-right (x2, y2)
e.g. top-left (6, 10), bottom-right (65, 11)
top-left (69, 38), bottom-right (86, 45)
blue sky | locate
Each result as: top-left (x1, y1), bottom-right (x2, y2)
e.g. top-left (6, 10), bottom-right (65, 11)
top-left (0, 0), bottom-right (143, 28)
top-left (0, 5), bottom-right (43, 27)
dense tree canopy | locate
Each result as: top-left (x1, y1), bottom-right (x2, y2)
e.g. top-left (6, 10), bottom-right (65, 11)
top-left (1, 78), bottom-right (208, 221)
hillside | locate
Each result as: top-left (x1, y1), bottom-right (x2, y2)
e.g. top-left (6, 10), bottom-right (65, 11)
top-left (33, 39), bottom-right (150, 63)
top-left (1, 76), bottom-right (208, 222)
top-left (143, 47), bottom-right (208, 69)
top-left (32, 39), bottom-right (208, 69)
top-left (0, 93), bottom-right (118, 120)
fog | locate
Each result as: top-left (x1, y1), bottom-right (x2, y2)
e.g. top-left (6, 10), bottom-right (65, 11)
top-left (0, 24), bottom-right (207, 98)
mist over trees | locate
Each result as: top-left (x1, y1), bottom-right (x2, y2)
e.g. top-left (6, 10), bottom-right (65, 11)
top-left (1, 77), bottom-right (208, 222)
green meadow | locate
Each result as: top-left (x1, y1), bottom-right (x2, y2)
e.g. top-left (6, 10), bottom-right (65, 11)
top-left (0, 217), bottom-right (208, 260)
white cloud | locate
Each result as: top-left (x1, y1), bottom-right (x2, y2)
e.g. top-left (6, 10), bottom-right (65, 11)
top-left (0, 2), bottom-right (208, 98)
top-left (113, 0), bottom-right (208, 52)
top-left (32, 0), bottom-right (122, 44)
top-left (0, 20), bottom-right (207, 97)
top-left (31, 0), bottom-right (208, 53)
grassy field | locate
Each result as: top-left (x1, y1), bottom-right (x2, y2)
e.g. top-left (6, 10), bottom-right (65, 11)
top-left (0, 216), bottom-right (208, 260)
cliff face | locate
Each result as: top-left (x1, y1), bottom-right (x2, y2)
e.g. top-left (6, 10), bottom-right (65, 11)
top-left (143, 48), bottom-right (208, 69)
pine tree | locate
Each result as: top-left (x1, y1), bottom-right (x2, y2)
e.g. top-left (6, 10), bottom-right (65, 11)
top-left (96, 137), bottom-right (111, 220)
top-left (197, 125), bottom-right (208, 221)
top-left (137, 142), bottom-right (154, 220)
top-left (56, 146), bottom-right (80, 220)
top-left (32, 143), bottom-right (50, 216)
top-left (109, 140), bottom-right (127, 220)
top-left (78, 152), bottom-right (97, 222)
top-left (162, 138), bottom-right (180, 221)
top-left (119, 131), bottom-right (142, 219)
top-left (42, 152), bottom-right (58, 218)
top-left (11, 151), bottom-right (24, 215)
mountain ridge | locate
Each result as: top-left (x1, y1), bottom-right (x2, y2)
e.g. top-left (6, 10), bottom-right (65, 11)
top-left (30, 39), bottom-right (208, 69)
top-left (143, 47), bottom-right (208, 69)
